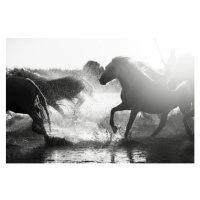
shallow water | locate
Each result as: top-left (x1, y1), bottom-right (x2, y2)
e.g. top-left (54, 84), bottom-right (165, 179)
top-left (6, 138), bottom-right (194, 163)
top-left (6, 92), bottom-right (194, 163)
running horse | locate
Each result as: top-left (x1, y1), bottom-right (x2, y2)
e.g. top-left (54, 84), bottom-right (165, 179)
top-left (9, 68), bottom-right (93, 116)
top-left (99, 57), bottom-right (193, 139)
top-left (7, 76), bottom-right (51, 142)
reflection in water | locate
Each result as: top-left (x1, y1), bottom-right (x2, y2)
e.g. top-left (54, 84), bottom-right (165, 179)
top-left (45, 148), bottom-right (111, 163)
top-left (7, 138), bottom-right (194, 163)
top-left (127, 149), bottom-right (147, 163)
top-left (42, 141), bottom-right (149, 163)
top-left (43, 148), bottom-right (144, 163)
top-left (109, 148), bottom-right (147, 163)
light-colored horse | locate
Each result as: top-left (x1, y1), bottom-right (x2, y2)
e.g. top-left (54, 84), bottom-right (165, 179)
top-left (99, 57), bottom-right (193, 139)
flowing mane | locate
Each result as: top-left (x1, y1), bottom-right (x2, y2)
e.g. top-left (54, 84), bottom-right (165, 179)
top-left (112, 56), bottom-right (164, 81)
top-left (11, 68), bottom-right (48, 81)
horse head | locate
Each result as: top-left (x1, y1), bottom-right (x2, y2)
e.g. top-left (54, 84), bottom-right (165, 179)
top-left (99, 57), bottom-right (124, 85)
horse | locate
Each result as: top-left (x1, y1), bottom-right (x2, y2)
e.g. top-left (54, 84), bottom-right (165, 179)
top-left (9, 68), bottom-right (93, 116)
top-left (6, 76), bottom-right (51, 142)
top-left (99, 56), bottom-right (193, 139)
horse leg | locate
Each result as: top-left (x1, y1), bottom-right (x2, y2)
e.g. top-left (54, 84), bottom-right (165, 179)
top-left (110, 102), bottom-right (130, 133)
top-left (30, 109), bottom-right (50, 142)
top-left (29, 109), bottom-right (46, 134)
top-left (52, 103), bottom-right (65, 117)
top-left (151, 113), bottom-right (168, 137)
top-left (180, 108), bottom-right (194, 138)
top-left (184, 109), bottom-right (194, 133)
top-left (179, 101), bottom-right (193, 138)
top-left (124, 108), bottom-right (139, 139)
top-left (177, 83), bottom-right (194, 138)
top-left (74, 93), bottom-right (85, 112)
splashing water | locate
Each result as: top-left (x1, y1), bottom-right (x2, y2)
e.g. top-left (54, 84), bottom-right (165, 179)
top-left (6, 92), bottom-right (123, 144)
top-left (45, 92), bottom-right (124, 144)
top-left (6, 112), bottom-right (32, 132)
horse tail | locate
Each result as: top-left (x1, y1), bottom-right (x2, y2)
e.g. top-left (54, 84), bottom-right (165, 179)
top-left (26, 78), bottom-right (51, 132)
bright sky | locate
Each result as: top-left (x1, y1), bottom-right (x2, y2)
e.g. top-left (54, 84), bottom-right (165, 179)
top-left (6, 38), bottom-right (194, 70)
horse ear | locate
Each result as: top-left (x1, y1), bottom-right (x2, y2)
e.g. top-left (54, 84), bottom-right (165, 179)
top-left (21, 68), bottom-right (25, 72)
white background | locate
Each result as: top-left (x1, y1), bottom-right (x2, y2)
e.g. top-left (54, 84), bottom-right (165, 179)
top-left (1, 0), bottom-right (199, 200)
top-left (6, 38), bottom-right (194, 70)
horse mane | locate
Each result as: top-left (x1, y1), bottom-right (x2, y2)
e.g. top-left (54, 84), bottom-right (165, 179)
top-left (112, 56), bottom-right (164, 80)
top-left (10, 68), bottom-right (48, 81)
top-left (22, 69), bottom-right (48, 80)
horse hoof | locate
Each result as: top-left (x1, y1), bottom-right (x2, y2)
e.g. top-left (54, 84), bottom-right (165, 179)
top-left (112, 126), bottom-right (118, 133)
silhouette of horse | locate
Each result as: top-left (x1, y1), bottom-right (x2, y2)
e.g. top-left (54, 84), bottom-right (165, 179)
top-left (6, 76), bottom-right (51, 142)
top-left (99, 57), bottom-right (193, 139)
top-left (9, 68), bottom-right (93, 116)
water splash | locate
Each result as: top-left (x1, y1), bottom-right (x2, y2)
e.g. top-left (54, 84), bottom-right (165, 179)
top-left (6, 112), bottom-right (32, 132)
top-left (45, 92), bottom-right (123, 144)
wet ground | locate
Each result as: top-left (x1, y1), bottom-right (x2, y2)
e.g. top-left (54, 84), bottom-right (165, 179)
top-left (6, 92), bottom-right (194, 163)
top-left (6, 131), bottom-right (194, 163)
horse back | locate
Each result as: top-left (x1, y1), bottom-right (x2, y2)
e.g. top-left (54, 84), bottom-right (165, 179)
top-left (47, 77), bottom-right (85, 99)
top-left (122, 80), bottom-right (178, 113)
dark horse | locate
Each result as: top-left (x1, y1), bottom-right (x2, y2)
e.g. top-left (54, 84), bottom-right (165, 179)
top-left (9, 68), bottom-right (93, 116)
top-left (7, 76), bottom-right (51, 142)
top-left (99, 57), bottom-right (193, 139)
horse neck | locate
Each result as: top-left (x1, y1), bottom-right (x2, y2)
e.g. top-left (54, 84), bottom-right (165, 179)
top-left (117, 67), bottom-right (151, 90)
